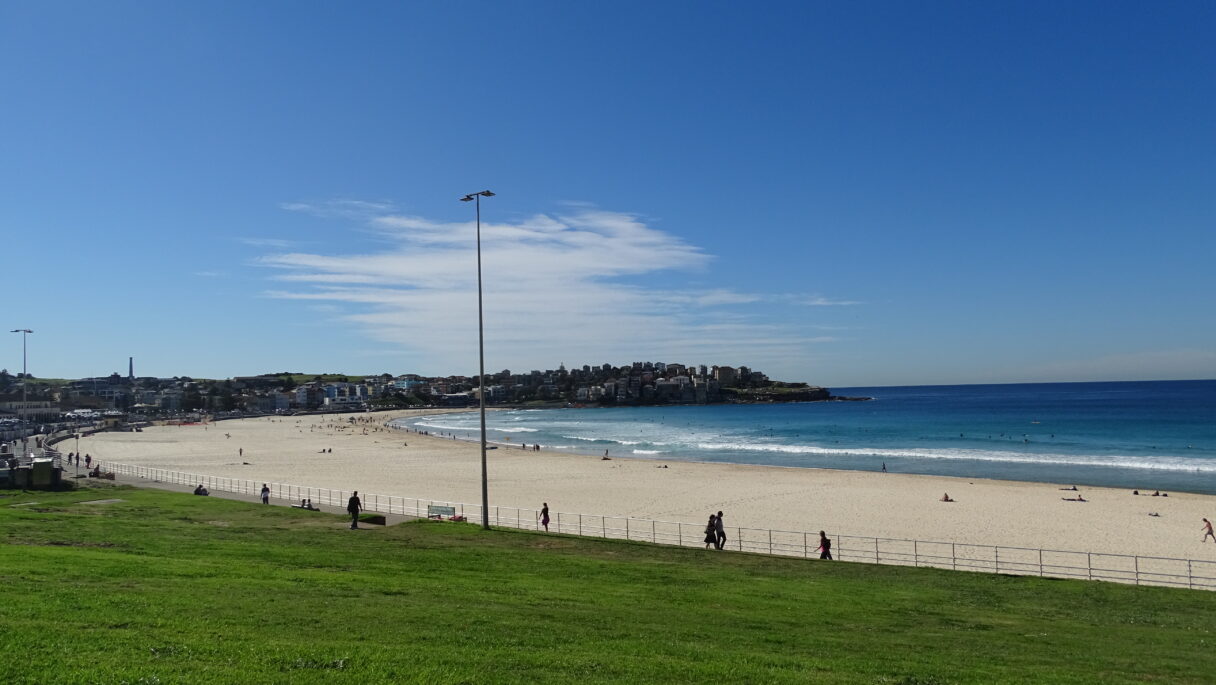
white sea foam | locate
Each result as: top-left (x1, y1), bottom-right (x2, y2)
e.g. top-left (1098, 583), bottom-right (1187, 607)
top-left (411, 421), bottom-right (474, 431)
top-left (632, 449), bottom-right (665, 455)
top-left (692, 442), bottom-right (1216, 473)
top-left (410, 419), bottom-right (535, 433)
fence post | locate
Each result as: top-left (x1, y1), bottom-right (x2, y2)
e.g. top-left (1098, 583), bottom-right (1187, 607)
top-left (803, 532), bottom-right (808, 558)
top-left (913, 540), bottom-right (919, 567)
top-left (1134, 556), bottom-right (1140, 585)
top-left (678, 522), bottom-right (681, 547)
top-left (579, 514), bottom-right (582, 537)
top-left (994, 547), bottom-right (999, 573)
top-left (651, 519), bottom-right (656, 543)
top-left (1188, 560), bottom-right (1193, 589)
top-left (768, 529), bottom-right (772, 555)
top-left (626, 518), bottom-right (630, 541)
top-left (1038, 549), bottom-right (1043, 577)
top-left (874, 537), bottom-right (879, 564)
top-left (952, 543), bottom-right (957, 571)
top-left (602, 516), bottom-right (606, 538)
top-left (737, 529), bottom-right (742, 552)
top-left (1087, 552), bottom-right (1093, 580)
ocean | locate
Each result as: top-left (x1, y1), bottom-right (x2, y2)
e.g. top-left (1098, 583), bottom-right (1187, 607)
top-left (391, 380), bottom-right (1216, 494)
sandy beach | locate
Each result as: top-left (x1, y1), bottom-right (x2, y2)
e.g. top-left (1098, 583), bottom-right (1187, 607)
top-left (73, 410), bottom-right (1216, 560)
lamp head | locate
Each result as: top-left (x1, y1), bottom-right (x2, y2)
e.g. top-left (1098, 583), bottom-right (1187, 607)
top-left (460, 195), bottom-right (475, 202)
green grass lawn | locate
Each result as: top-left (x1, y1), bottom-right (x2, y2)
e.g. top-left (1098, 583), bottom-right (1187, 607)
top-left (2, 485), bottom-right (1213, 684)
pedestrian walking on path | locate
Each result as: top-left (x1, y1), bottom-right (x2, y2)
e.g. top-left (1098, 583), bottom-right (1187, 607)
top-left (817, 531), bottom-right (833, 560)
top-left (347, 491), bottom-right (362, 529)
top-left (260, 483), bottom-right (270, 505)
top-left (714, 511), bottom-right (726, 550)
top-left (704, 514), bottom-right (717, 549)
top-left (540, 503), bottom-right (550, 532)
top-left (1204, 518), bottom-right (1215, 543)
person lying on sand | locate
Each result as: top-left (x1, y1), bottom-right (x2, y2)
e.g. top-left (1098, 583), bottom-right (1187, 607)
top-left (1059, 485), bottom-right (1078, 491)
top-left (1062, 495), bottom-right (1087, 502)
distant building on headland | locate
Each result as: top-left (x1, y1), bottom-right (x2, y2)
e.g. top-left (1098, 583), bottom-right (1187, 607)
top-left (4, 358), bottom-right (837, 421)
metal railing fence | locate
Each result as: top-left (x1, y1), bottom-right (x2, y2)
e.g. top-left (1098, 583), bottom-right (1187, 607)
top-left (96, 460), bottom-right (1216, 592)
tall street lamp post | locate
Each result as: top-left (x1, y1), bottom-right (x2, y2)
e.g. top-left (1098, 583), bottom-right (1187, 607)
top-left (460, 190), bottom-right (495, 530)
top-left (10, 329), bottom-right (32, 456)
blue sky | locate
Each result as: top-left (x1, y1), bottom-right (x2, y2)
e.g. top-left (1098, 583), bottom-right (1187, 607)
top-left (3, 1), bottom-right (1213, 387)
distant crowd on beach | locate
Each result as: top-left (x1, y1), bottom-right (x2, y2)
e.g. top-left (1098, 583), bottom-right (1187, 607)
top-left (391, 422), bottom-right (545, 451)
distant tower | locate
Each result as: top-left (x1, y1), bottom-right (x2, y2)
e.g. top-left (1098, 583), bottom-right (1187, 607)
top-left (129, 357), bottom-right (134, 381)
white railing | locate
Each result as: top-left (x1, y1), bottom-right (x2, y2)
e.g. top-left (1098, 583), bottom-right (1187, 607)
top-left (96, 460), bottom-right (1216, 592)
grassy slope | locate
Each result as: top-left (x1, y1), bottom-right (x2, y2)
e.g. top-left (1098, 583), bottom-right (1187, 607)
top-left (1, 486), bottom-right (1213, 684)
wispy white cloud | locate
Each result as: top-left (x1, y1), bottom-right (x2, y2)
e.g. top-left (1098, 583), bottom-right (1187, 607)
top-left (193, 270), bottom-right (226, 278)
top-left (256, 203), bottom-right (853, 377)
top-left (281, 199), bottom-right (396, 219)
top-left (797, 295), bottom-right (862, 306)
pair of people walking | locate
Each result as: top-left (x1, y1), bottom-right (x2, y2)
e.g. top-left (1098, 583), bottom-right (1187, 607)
top-left (704, 511), bottom-right (727, 550)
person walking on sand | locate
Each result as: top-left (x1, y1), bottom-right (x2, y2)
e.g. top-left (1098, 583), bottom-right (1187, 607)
top-left (541, 503), bottom-right (550, 532)
top-left (704, 514), bottom-right (717, 549)
top-left (1204, 518), bottom-right (1215, 543)
top-left (347, 491), bottom-right (362, 529)
top-left (817, 530), bottom-right (833, 560)
top-left (715, 511), bottom-right (727, 550)
top-left (260, 483), bottom-right (270, 505)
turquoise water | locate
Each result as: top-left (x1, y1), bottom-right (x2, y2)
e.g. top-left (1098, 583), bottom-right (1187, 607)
top-left (392, 380), bottom-right (1216, 494)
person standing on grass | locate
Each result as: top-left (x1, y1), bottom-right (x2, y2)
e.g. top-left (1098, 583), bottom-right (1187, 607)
top-left (347, 491), bottom-right (362, 529)
top-left (541, 503), bottom-right (550, 532)
top-left (715, 510), bottom-right (726, 550)
top-left (817, 531), bottom-right (833, 560)
top-left (704, 514), bottom-right (717, 549)
top-left (1204, 518), bottom-right (1215, 543)
top-left (260, 483), bottom-right (270, 505)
